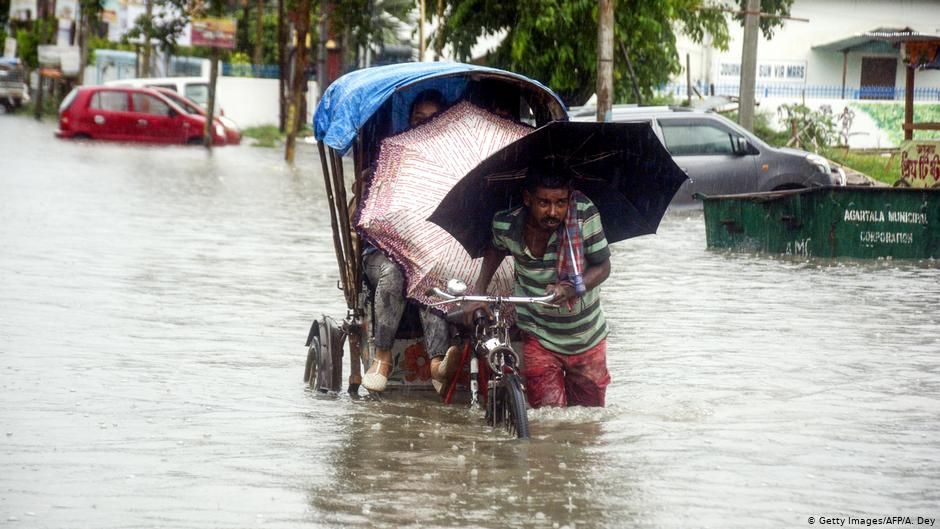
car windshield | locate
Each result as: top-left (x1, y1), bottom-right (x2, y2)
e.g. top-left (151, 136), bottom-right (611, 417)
top-left (159, 91), bottom-right (202, 115)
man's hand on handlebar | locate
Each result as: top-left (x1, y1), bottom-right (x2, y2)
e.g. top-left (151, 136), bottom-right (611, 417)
top-left (546, 281), bottom-right (577, 305)
top-left (461, 301), bottom-right (492, 327)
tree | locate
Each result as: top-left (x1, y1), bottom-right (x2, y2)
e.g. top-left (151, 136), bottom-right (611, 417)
top-left (124, 0), bottom-right (191, 74)
top-left (430, 0), bottom-right (792, 106)
top-left (334, 0), bottom-right (413, 66)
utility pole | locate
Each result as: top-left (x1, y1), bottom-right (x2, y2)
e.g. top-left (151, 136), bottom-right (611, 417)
top-left (141, 0), bottom-right (153, 77)
top-left (418, 0), bottom-right (425, 61)
top-left (317, 1), bottom-right (327, 99)
top-left (596, 0), bottom-right (614, 122)
top-left (738, 0), bottom-right (760, 131)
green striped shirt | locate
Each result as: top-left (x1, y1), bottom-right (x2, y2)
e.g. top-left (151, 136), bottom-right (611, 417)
top-left (492, 194), bottom-right (610, 354)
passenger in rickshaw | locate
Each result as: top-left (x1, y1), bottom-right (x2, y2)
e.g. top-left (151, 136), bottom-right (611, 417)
top-left (361, 89), bottom-right (462, 394)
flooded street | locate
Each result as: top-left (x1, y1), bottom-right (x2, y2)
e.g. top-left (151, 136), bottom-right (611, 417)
top-left (2, 115), bottom-right (939, 528)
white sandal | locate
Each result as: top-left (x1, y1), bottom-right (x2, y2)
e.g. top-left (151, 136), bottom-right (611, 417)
top-left (362, 360), bottom-right (393, 392)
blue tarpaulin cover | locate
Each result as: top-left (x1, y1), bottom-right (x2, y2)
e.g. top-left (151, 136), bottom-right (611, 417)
top-left (313, 62), bottom-right (565, 154)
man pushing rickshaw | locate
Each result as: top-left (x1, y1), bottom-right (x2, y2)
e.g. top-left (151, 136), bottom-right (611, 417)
top-left (307, 62), bottom-right (686, 436)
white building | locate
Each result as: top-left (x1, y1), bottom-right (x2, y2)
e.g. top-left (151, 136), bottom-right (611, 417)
top-left (675, 0), bottom-right (940, 101)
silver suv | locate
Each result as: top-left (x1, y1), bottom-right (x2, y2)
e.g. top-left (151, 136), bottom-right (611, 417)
top-left (571, 105), bottom-right (846, 207)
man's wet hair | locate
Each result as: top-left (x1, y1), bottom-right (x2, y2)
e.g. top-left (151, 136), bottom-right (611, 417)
top-left (524, 159), bottom-right (572, 192)
top-left (410, 89), bottom-right (446, 115)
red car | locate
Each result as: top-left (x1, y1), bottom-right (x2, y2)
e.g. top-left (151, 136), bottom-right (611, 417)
top-left (151, 87), bottom-right (241, 145)
top-left (56, 85), bottom-right (228, 145)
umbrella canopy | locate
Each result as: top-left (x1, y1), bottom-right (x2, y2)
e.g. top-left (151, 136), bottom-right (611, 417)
top-left (428, 120), bottom-right (688, 258)
top-left (356, 101), bottom-right (534, 307)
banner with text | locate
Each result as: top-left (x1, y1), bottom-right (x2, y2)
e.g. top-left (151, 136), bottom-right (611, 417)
top-left (900, 140), bottom-right (940, 188)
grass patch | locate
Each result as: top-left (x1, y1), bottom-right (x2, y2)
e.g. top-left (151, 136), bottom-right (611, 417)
top-left (822, 147), bottom-right (900, 186)
top-left (241, 124), bottom-right (313, 148)
top-left (241, 125), bottom-right (284, 148)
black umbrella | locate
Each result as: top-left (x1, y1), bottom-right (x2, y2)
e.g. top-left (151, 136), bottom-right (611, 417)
top-left (427, 120), bottom-right (688, 258)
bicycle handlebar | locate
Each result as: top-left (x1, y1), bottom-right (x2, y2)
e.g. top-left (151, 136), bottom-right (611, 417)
top-left (426, 287), bottom-right (558, 308)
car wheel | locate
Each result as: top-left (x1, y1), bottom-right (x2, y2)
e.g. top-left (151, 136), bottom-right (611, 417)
top-left (186, 136), bottom-right (203, 145)
top-left (73, 133), bottom-right (91, 140)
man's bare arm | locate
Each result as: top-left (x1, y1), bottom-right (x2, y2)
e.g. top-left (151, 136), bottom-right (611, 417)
top-left (472, 243), bottom-right (508, 294)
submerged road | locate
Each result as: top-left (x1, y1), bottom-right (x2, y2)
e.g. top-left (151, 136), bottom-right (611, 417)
top-left (1, 115), bottom-right (939, 528)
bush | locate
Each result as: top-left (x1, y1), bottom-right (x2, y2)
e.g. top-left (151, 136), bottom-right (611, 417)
top-left (776, 103), bottom-right (838, 152)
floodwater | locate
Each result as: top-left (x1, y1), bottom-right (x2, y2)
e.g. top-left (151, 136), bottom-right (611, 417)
top-left (1, 115), bottom-right (939, 529)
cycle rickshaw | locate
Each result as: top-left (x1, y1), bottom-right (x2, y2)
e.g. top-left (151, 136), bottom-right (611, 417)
top-left (304, 62), bottom-right (568, 435)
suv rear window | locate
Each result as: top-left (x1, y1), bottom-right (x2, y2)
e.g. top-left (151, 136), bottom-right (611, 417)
top-left (90, 91), bottom-right (129, 112)
top-left (184, 84), bottom-right (209, 107)
top-left (660, 121), bottom-right (735, 156)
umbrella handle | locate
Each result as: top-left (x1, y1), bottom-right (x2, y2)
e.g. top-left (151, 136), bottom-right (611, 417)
top-left (569, 273), bottom-right (586, 297)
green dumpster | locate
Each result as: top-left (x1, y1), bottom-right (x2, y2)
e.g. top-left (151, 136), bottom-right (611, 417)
top-left (699, 186), bottom-right (940, 259)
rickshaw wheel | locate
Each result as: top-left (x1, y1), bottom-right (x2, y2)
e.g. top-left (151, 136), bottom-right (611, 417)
top-left (304, 336), bottom-right (324, 392)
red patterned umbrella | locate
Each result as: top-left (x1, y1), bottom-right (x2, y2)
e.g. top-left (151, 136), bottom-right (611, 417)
top-left (357, 102), bottom-right (533, 307)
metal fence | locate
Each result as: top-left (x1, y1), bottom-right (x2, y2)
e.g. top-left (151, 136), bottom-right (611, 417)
top-left (221, 63), bottom-right (282, 79)
top-left (661, 83), bottom-right (940, 101)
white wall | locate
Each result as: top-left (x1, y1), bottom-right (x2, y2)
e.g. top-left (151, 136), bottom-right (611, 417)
top-left (676, 0), bottom-right (940, 91)
top-left (216, 76), bottom-right (318, 129)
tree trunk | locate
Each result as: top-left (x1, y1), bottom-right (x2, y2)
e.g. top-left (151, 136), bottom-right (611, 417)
top-left (738, 0), bottom-right (760, 131)
top-left (78, 4), bottom-right (90, 84)
top-left (596, 0), bottom-right (614, 122)
top-left (203, 48), bottom-right (220, 149)
top-left (434, 0), bottom-right (444, 61)
top-left (618, 40), bottom-right (642, 104)
top-left (284, 0), bottom-right (310, 162)
top-left (141, 0), bottom-right (153, 77)
top-left (277, 0), bottom-right (286, 131)
top-left (253, 0), bottom-right (264, 67)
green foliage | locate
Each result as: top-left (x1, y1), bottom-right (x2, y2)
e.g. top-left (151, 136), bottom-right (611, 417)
top-left (821, 147), bottom-right (898, 186)
top-left (335, 0), bottom-right (413, 50)
top-left (726, 109), bottom-right (790, 147)
top-left (431, 0), bottom-right (791, 106)
top-left (15, 18), bottom-right (57, 68)
top-left (777, 103), bottom-right (837, 151)
top-left (123, 0), bottom-right (190, 56)
top-left (242, 124), bottom-right (284, 147)
top-left (228, 51), bottom-right (254, 76)
top-left (851, 102), bottom-right (940, 146)
top-left (730, 0), bottom-right (794, 39)
top-left (235, 6), bottom-right (281, 65)
top-left (752, 111), bottom-right (790, 147)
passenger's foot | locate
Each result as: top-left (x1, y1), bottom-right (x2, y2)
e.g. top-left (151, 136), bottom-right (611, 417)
top-left (430, 345), bottom-right (462, 396)
top-left (362, 357), bottom-right (393, 393)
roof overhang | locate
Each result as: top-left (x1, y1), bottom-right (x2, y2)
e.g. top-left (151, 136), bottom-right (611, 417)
top-left (813, 27), bottom-right (940, 53)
